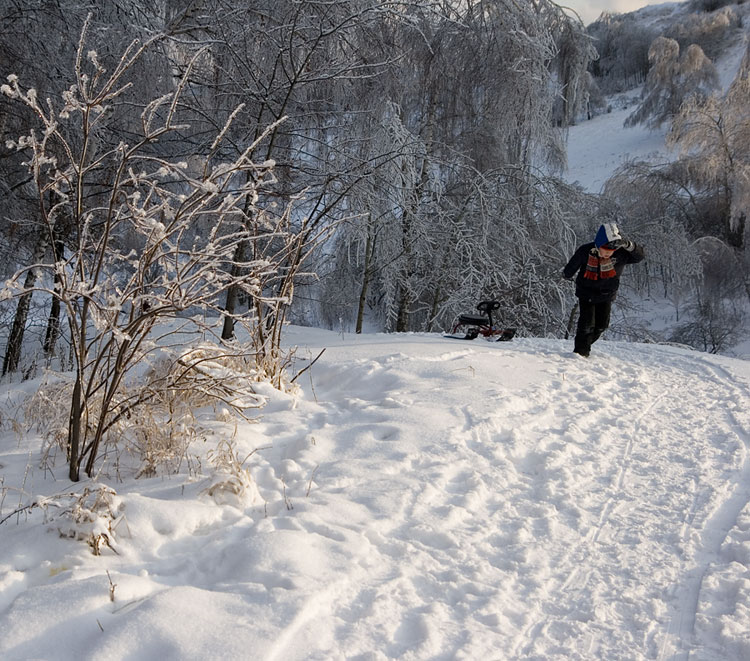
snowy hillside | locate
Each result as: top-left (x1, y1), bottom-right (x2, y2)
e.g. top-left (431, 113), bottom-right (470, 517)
top-left (565, 1), bottom-right (749, 193)
top-left (2, 327), bottom-right (750, 660)
top-left (565, 102), bottom-right (669, 193)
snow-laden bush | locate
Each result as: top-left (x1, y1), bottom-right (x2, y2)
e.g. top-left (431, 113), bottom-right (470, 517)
top-left (0, 483), bottom-right (125, 556)
top-left (25, 342), bottom-right (283, 480)
top-left (203, 439), bottom-right (263, 507)
top-left (669, 298), bottom-right (747, 353)
top-left (1, 17), bottom-right (322, 481)
top-left (625, 37), bottom-right (719, 128)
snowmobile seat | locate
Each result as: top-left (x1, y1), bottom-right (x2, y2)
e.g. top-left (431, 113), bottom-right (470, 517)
top-left (457, 301), bottom-right (501, 326)
top-left (446, 300), bottom-right (514, 341)
top-left (457, 313), bottom-right (490, 326)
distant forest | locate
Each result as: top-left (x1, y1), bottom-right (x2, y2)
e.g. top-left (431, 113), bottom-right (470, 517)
top-left (0, 0), bottom-right (748, 378)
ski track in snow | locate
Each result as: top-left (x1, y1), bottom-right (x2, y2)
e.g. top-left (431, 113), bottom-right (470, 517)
top-left (1, 333), bottom-right (750, 660)
top-left (656, 356), bottom-right (750, 661)
top-left (264, 337), bottom-right (750, 660)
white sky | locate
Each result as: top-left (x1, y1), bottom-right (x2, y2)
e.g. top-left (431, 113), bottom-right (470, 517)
top-left (562, 0), bottom-right (682, 25)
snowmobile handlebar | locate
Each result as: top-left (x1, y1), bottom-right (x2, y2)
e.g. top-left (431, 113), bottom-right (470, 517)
top-left (476, 300), bottom-right (501, 314)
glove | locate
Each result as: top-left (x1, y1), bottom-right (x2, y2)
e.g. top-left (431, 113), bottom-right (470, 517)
top-left (608, 238), bottom-right (634, 251)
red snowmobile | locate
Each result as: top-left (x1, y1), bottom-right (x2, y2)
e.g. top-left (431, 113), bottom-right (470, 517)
top-left (445, 300), bottom-right (516, 341)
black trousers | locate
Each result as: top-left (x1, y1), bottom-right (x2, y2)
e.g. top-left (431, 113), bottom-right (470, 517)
top-left (574, 299), bottom-right (612, 356)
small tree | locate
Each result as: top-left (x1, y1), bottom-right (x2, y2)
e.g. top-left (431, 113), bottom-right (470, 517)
top-left (667, 43), bottom-right (750, 249)
top-left (625, 37), bottom-right (718, 129)
top-left (1, 20), bottom-right (323, 481)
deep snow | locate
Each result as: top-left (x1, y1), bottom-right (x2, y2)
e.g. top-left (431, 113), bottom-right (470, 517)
top-left (1, 327), bottom-right (750, 660)
top-left (565, 101), bottom-right (668, 193)
top-left (3, 7), bottom-right (750, 659)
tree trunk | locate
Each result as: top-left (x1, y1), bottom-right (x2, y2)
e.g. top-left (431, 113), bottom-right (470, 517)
top-left (84, 338), bottom-right (131, 477)
top-left (3, 289), bottom-right (34, 377)
top-left (221, 240), bottom-right (248, 340)
top-left (221, 281), bottom-right (240, 340)
top-left (68, 373), bottom-right (82, 481)
top-left (222, 175), bottom-right (256, 341)
top-left (396, 287), bottom-right (411, 332)
top-left (43, 239), bottom-right (65, 359)
top-left (426, 288), bottom-right (441, 333)
top-left (67, 293), bottom-right (90, 482)
top-left (2, 227), bottom-right (50, 375)
top-left (355, 224), bottom-right (375, 334)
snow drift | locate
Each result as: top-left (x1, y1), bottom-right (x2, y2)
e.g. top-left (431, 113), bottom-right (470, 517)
top-left (1, 327), bottom-right (749, 660)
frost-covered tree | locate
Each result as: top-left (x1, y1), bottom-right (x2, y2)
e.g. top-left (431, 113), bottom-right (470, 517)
top-left (153, 0), bottom-right (402, 339)
top-left (321, 0), bottom-right (596, 333)
top-left (548, 7), bottom-right (599, 127)
top-left (586, 12), bottom-right (656, 92)
top-left (667, 5), bottom-right (741, 59)
top-left (1, 20), bottom-right (322, 481)
top-left (625, 37), bottom-right (719, 128)
top-left (0, 0), bottom-right (600, 346)
top-left (603, 160), bottom-right (704, 310)
top-left (667, 43), bottom-right (750, 249)
top-left (0, 1), bottom-right (182, 372)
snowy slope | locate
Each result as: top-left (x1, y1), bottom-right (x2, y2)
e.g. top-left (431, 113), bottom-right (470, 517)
top-left (565, 102), bottom-right (669, 193)
top-left (2, 328), bottom-right (750, 660)
top-left (565, 2), bottom-right (749, 193)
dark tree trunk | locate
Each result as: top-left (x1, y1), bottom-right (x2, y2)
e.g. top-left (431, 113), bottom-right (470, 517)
top-left (396, 287), bottom-right (410, 332)
top-left (68, 373), bottom-right (82, 481)
top-left (221, 239), bottom-right (248, 340)
top-left (3, 288), bottom-right (34, 376)
top-left (2, 227), bottom-right (50, 376)
top-left (43, 239), bottom-right (65, 358)
top-left (356, 225), bottom-right (375, 334)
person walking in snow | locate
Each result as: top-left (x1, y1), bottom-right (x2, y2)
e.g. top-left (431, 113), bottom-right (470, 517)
top-left (563, 222), bottom-right (645, 357)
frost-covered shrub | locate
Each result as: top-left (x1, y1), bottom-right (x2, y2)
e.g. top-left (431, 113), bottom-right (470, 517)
top-left (203, 439), bottom-right (263, 506)
top-left (51, 485), bottom-right (123, 556)
top-left (1, 19), bottom-right (319, 481)
top-left (25, 343), bottom-right (277, 479)
top-left (0, 482), bottom-right (126, 555)
top-left (688, 0), bottom-right (744, 14)
top-left (667, 6), bottom-right (741, 58)
top-left (587, 13), bottom-right (656, 92)
top-left (669, 299), bottom-right (747, 353)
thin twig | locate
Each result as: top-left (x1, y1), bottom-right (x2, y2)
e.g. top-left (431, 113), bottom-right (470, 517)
top-left (106, 570), bottom-right (117, 602)
top-left (290, 348), bottom-right (326, 384)
top-left (0, 502), bottom-right (37, 526)
top-left (306, 465), bottom-right (319, 497)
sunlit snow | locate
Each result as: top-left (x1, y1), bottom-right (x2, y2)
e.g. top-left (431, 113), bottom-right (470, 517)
top-left (2, 326), bottom-right (749, 660)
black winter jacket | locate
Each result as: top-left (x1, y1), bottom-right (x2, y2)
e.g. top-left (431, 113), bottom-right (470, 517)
top-left (563, 242), bottom-right (645, 303)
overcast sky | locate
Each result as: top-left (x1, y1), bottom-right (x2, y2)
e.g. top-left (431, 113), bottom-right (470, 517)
top-left (563, 0), bottom-right (681, 25)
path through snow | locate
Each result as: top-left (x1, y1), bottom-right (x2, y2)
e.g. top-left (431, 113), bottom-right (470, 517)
top-left (1, 331), bottom-right (749, 660)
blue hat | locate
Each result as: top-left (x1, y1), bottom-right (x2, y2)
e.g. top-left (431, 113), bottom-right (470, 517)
top-left (595, 222), bottom-right (621, 248)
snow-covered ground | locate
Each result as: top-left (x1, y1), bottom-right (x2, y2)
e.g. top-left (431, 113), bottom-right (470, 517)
top-left (565, 103), bottom-right (669, 193)
top-left (2, 326), bottom-right (750, 660)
